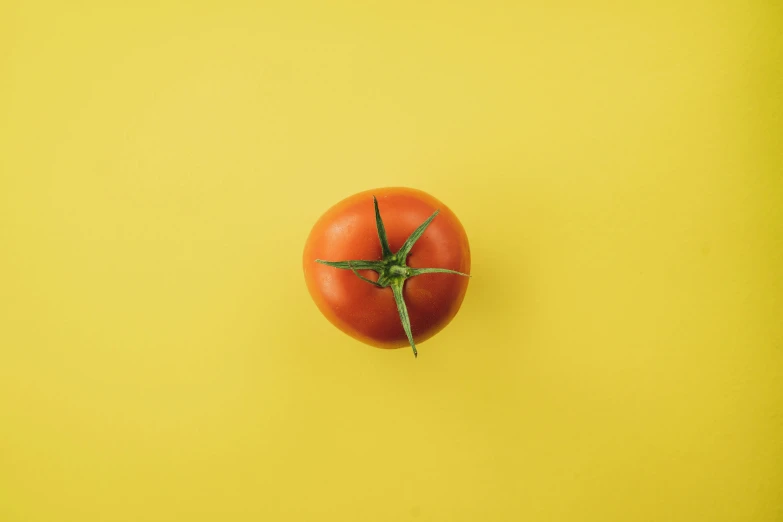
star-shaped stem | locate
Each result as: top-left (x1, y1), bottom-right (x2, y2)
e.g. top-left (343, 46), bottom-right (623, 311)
top-left (316, 196), bottom-right (470, 358)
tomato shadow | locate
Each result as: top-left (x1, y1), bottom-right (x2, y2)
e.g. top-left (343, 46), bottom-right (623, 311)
top-left (445, 239), bottom-right (536, 375)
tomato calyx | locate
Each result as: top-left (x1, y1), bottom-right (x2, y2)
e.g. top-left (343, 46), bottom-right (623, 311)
top-left (315, 196), bottom-right (470, 358)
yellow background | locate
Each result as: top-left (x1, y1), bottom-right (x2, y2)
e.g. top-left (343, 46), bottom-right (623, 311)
top-left (1, 2), bottom-right (781, 521)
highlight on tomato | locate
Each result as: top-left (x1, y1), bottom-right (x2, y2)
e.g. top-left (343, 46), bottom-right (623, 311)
top-left (303, 187), bottom-right (471, 357)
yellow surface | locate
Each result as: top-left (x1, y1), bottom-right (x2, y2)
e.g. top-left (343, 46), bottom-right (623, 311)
top-left (1, 2), bottom-right (781, 521)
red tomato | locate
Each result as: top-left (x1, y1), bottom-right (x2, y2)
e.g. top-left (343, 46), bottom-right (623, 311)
top-left (303, 187), bottom-right (471, 357)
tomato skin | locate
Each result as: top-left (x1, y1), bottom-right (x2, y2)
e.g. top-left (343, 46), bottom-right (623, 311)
top-left (303, 187), bottom-right (470, 349)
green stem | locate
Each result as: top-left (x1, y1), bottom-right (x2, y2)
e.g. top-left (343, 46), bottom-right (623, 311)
top-left (347, 261), bottom-right (383, 287)
top-left (315, 196), bottom-right (470, 357)
top-left (397, 209), bottom-right (439, 260)
top-left (373, 196), bottom-right (393, 258)
top-left (391, 280), bottom-right (417, 358)
top-left (408, 267), bottom-right (471, 277)
top-left (315, 259), bottom-right (384, 270)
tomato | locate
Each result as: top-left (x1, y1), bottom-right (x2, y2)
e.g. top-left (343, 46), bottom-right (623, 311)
top-left (303, 187), bottom-right (471, 357)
